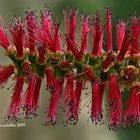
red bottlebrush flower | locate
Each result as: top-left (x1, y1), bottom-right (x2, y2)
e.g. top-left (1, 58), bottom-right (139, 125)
top-left (25, 10), bottom-right (37, 54)
top-left (117, 30), bottom-right (132, 62)
top-left (74, 80), bottom-right (83, 121)
top-left (130, 16), bottom-right (140, 55)
top-left (41, 8), bottom-right (52, 33)
top-left (106, 8), bottom-right (112, 52)
top-left (91, 80), bottom-right (103, 124)
top-left (39, 9), bottom-right (53, 50)
top-left (116, 21), bottom-right (126, 51)
top-left (63, 74), bottom-right (76, 123)
top-left (2, 7), bottom-right (140, 130)
top-left (64, 9), bottom-right (77, 51)
top-left (45, 79), bottom-right (63, 125)
top-left (64, 9), bottom-right (89, 61)
top-left (123, 86), bottom-right (140, 127)
top-left (63, 74), bottom-right (74, 107)
top-left (39, 9), bottom-right (62, 52)
top-left (7, 77), bottom-right (24, 120)
top-left (33, 77), bottom-right (42, 113)
top-left (67, 9), bottom-right (77, 48)
top-left (69, 9), bottom-right (78, 44)
top-left (108, 75), bottom-right (122, 130)
top-left (23, 74), bottom-right (40, 118)
top-left (45, 66), bottom-right (55, 90)
top-left (10, 17), bottom-right (24, 58)
top-left (0, 65), bottom-right (14, 87)
top-left (81, 15), bottom-right (90, 52)
top-left (92, 13), bottom-right (103, 56)
top-left (53, 23), bottom-right (62, 51)
top-left (0, 21), bottom-right (10, 49)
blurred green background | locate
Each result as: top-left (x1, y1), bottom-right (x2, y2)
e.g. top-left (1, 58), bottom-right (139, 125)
top-left (0, 0), bottom-right (140, 140)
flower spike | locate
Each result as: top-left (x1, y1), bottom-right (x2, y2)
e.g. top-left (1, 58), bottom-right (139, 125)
top-left (0, 8), bottom-right (140, 130)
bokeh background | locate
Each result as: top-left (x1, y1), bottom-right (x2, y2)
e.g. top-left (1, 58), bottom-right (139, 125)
top-left (0, 0), bottom-right (140, 140)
